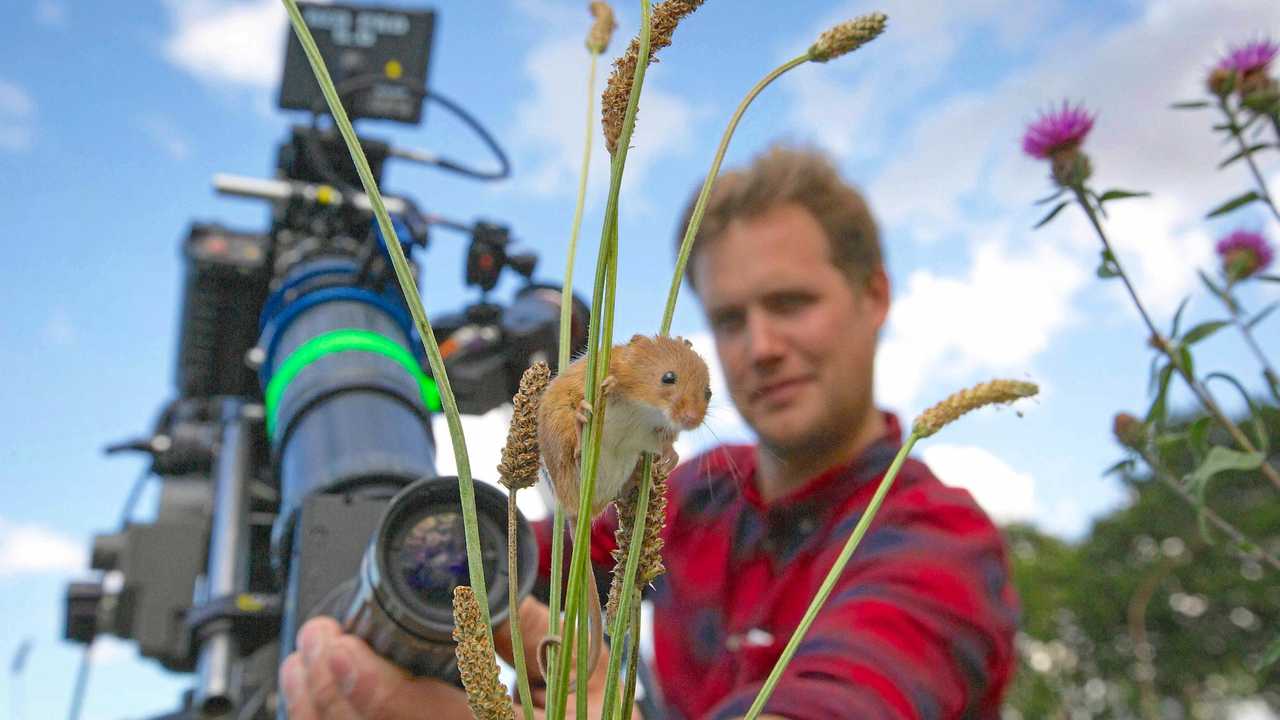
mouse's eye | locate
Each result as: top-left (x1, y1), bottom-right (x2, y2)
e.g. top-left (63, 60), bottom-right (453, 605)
top-left (705, 387), bottom-right (712, 401)
top-left (661, 371), bottom-right (677, 385)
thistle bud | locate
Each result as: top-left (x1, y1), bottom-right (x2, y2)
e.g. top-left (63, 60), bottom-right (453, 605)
top-left (1112, 412), bottom-right (1148, 451)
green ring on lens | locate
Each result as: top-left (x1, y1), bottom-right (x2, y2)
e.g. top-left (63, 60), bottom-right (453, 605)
top-left (264, 328), bottom-right (441, 437)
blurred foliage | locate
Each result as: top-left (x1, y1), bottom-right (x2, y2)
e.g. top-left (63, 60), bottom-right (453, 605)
top-left (1004, 407), bottom-right (1280, 719)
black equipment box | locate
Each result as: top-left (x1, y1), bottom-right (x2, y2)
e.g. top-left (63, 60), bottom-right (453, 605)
top-left (278, 2), bottom-right (436, 125)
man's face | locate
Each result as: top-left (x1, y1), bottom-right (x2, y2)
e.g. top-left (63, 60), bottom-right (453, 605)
top-left (692, 203), bottom-right (889, 457)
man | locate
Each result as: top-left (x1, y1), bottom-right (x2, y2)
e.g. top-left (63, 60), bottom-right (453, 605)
top-left (280, 145), bottom-right (1018, 719)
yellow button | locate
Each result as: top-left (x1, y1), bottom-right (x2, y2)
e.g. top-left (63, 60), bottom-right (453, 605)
top-left (385, 59), bottom-right (403, 80)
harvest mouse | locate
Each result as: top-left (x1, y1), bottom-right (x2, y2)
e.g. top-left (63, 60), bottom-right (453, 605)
top-left (536, 333), bottom-right (712, 689)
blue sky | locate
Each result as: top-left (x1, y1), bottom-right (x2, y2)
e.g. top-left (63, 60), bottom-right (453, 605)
top-left (3, 0), bottom-right (1280, 717)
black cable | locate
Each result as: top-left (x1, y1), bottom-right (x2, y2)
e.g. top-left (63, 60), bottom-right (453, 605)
top-left (66, 642), bottom-right (92, 720)
top-left (118, 466), bottom-right (155, 528)
top-left (302, 74), bottom-right (511, 192)
top-left (404, 88), bottom-right (511, 181)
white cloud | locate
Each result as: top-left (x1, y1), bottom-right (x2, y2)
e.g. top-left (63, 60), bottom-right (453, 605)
top-left (0, 518), bottom-right (86, 578)
top-left (34, 0), bottom-right (66, 27)
top-left (136, 115), bottom-right (191, 161)
top-left (162, 0), bottom-right (288, 89)
top-left (507, 6), bottom-right (699, 201)
top-left (0, 78), bottom-right (35, 152)
top-left (875, 239), bottom-right (1086, 413)
top-left (921, 444), bottom-right (1036, 524)
top-left (431, 406), bottom-right (555, 521)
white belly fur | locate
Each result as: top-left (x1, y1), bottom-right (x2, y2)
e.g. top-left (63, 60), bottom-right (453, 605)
top-left (589, 396), bottom-right (668, 509)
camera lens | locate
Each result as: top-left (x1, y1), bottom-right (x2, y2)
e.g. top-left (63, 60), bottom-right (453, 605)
top-left (341, 477), bottom-right (536, 682)
top-left (396, 512), bottom-right (468, 606)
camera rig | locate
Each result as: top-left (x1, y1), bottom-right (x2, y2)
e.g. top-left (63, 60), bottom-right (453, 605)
top-left (62, 4), bottom-right (588, 718)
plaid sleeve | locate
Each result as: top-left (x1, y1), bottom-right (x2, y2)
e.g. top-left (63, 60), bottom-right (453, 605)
top-left (704, 469), bottom-right (1018, 720)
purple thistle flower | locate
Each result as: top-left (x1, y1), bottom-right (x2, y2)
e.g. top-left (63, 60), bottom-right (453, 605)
top-left (1022, 102), bottom-right (1095, 160)
top-left (1216, 39), bottom-right (1280, 75)
top-left (1216, 229), bottom-right (1274, 280)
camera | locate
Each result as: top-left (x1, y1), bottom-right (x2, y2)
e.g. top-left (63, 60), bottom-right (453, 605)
top-left (61, 4), bottom-right (587, 717)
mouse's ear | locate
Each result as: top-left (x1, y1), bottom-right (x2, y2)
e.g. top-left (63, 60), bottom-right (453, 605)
top-left (682, 337), bottom-right (693, 348)
top-left (629, 334), bottom-right (646, 345)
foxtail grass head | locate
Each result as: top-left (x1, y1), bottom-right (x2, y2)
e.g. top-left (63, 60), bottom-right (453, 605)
top-left (452, 586), bottom-right (514, 720)
top-left (602, 0), bottom-right (704, 155)
top-left (913, 380), bottom-right (1038, 438)
top-left (587, 1), bottom-right (618, 54)
top-left (605, 461), bottom-right (670, 625)
top-left (498, 362), bottom-right (551, 490)
top-left (808, 12), bottom-right (887, 63)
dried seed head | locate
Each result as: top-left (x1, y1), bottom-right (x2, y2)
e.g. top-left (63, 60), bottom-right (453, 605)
top-left (586, 1), bottom-right (617, 54)
top-left (602, 0), bottom-right (704, 155)
top-left (912, 380), bottom-right (1039, 438)
top-left (808, 12), bottom-right (887, 63)
top-left (498, 362), bottom-right (551, 490)
top-left (452, 586), bottom-right (514, 720)
top-left (605, 461), bottom-right (670, 626)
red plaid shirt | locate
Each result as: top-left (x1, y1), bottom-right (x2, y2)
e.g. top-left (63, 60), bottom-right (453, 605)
top-left (535, 413), bottom-right (1018, 719)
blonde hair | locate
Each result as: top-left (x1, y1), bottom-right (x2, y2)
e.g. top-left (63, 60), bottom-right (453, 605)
top-left (677, 144), bottom-right (882, 290)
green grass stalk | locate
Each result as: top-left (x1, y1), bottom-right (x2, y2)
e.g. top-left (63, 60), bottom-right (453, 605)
top-left (660, 53), bottom-right (808, 334)
top-left (280, 0), bottom-right (494, 638)
top-left (547, 45), bottom-right (604, 697)
top-left (600, 457), bottom-right (654, 720)
top-left (744, 434), bottom-right (919, 719)
top-left (508, 494), bottom-right (534, 720)
top-left (550, 0), bottom-right (654, 710)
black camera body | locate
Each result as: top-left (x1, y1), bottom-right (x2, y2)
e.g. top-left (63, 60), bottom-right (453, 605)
top-left (63, 4), bottom-right (586, 718)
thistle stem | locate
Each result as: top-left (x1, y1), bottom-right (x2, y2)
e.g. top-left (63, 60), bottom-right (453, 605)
top-left (1134, 445), bottom-right (1280, 573)
top-left (744, 434), bottom-right (919, 719)
top-left (1071, 187), bottom-right (1280, 492)
top-left (508, 493), bottom-right (535, 720)
top-left (281, 0), bottom-right (493, 634)
top-left (1220, 98), bottom-right (1280, 225)
top-left (661, 53), bottom-right (809, 334)
top-left (1223, 292), bottom-right (1280, 403)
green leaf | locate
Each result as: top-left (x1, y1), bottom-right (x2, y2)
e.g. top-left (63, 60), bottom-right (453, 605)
top-left (1097, 189), bottom-right (1151, 204)
top-left (1170, 100), bottom-right (1211, 109)
top-left (1170, 297), bottom-right (1191, 338)
top-left (1146, 363), bottom-right (1175, 425)
top-left (1034, 200), bottom-right (1069, 229)
top-left (1096, 249), bottom-right (1121, 279)
top-left (1206, 190), bottom-right (1262, 218)
top-left (1203, 372), bottom-right (1271, 454)
top-left (1184, 446), bottom-right (1265, 492)
top-left (1103, 458), bottom-right (1137, 478)
top-left (1179, 346), bottom-right (1195, 381)
top-left (1246, 301), bottom-right (1277, 330)
top-left (1181, 320), bottom-right (1230, 346)
top-left (1034, 188), bottom-right (1066, 206)
top-left (1197, 269), bottom-right (1233, 306)
top-left (1188, 416), bottom-right (1213, 460)
top-left (1218, 143), bottom-right (1272, 169)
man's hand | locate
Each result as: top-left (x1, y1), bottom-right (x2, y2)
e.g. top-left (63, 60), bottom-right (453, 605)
top-left (278, 596), bottom-right (632, 719)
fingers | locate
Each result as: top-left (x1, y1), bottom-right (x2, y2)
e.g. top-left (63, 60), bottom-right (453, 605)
top-left (281, 616), bottom-right (360, 719)
top-left (280, 615), bottom-right (475, 720)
